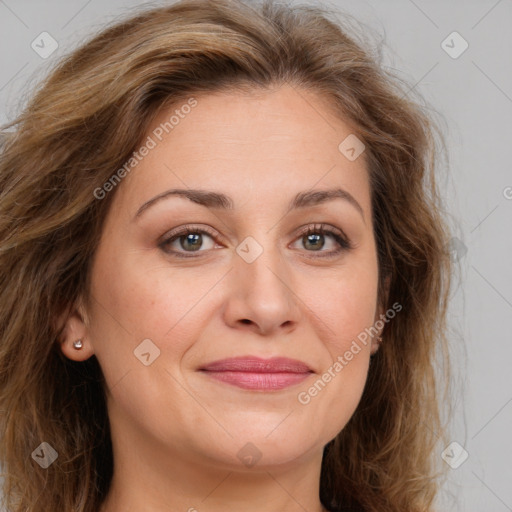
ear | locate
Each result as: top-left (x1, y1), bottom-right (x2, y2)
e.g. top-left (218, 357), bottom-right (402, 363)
top-left (370, 274), bottom-right (391, 356)
top-left (56, 297), bottom-right (95, 361)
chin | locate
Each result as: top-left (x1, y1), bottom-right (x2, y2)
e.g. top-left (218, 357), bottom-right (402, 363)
top-left (182, 425), bottom-right (323, 472)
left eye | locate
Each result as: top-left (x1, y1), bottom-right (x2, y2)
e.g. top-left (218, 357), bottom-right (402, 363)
top-left (290, 224), bottom-right (352, 257)
top-left (159, 223), bottom-right (351, 258)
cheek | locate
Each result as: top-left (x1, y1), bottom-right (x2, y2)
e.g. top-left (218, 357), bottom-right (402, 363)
top-left (313, 262), bottom-right (378, 427)
top-left (297, 275), bottom-right (377, 440)
top-left (87, 247), bottom-right (218, 369)
top-left (307, 261), bottom-right (379, 353)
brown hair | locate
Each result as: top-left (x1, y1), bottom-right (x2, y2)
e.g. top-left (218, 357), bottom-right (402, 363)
top-left (0, 1), bottom-right (454, 510)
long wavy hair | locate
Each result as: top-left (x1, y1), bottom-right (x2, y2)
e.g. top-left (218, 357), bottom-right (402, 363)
top-left (0, 1), bottom-right (454, 511)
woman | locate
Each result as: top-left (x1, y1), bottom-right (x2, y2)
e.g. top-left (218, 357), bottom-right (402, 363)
top-left (0, 0), bottom-right (454, 511)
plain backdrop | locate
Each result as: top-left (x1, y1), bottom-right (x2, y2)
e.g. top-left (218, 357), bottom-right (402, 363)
top-left (0, 0), bottom-right (511, 511)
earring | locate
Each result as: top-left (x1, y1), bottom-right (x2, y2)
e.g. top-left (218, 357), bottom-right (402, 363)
top-left (73, 339), bottom-right (83, 350)
top-left (370, 336), bottom-right (383, 359)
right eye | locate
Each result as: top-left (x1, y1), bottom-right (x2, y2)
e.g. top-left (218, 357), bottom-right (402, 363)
top-left (159, 225), bottom-right (223, 258)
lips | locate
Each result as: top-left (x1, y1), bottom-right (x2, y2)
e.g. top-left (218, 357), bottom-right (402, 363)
top-left (199, 356), bottom-right (312, 373)
top-left (199, 356), bottom-right (313, 391)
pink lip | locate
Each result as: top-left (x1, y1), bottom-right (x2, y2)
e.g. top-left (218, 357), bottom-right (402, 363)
top-left (199, 356), bottom-right (314, 391)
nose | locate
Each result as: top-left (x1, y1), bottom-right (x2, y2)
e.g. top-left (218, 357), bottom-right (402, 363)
top-left (222, 239), bottom-right (302, 337)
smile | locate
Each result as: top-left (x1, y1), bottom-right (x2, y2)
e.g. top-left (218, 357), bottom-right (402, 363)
top-left (198, 356), bottom-right (314, 391)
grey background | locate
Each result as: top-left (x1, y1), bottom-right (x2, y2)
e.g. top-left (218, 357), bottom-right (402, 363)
top-left (1, 0), bottom-right (511, 510)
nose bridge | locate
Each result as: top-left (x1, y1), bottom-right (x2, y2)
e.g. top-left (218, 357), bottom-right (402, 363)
top-left (227, 230), bottom-right (301, 333)
top-left (237, 231), bottom-right (290, 299)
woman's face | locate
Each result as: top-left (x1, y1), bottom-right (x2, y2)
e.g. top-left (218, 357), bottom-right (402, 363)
top-left (63, 84), bottom-right (385, 471)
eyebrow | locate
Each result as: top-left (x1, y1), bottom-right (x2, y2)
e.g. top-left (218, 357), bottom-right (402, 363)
top-left (134, 187), bottom-right (365, 222)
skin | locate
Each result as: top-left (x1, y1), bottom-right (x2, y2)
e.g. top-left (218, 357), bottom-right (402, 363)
top-left (60, 84), bottom-right (388, 512)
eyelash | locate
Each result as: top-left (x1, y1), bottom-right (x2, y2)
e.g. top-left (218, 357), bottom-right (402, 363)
top-left (159, 223), bottom-right (352, 259)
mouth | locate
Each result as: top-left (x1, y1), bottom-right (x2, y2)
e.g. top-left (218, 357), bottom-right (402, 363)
top-left (198, 356), bottom-right (314, 391)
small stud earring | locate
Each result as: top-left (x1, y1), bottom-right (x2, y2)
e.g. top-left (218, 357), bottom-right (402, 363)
top-left (370, 336), bottom-right (383, 360)
top-left (73, 339), bottom-right (83, 350)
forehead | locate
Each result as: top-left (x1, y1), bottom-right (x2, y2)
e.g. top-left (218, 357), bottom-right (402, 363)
top-left (111, 85), bottom-right (371, 217)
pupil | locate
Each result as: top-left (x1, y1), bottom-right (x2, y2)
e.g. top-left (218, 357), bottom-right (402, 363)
top-left (182, 233), bottom-right (201, 251)
top-left (305, 233), bottom-right (323, 250)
